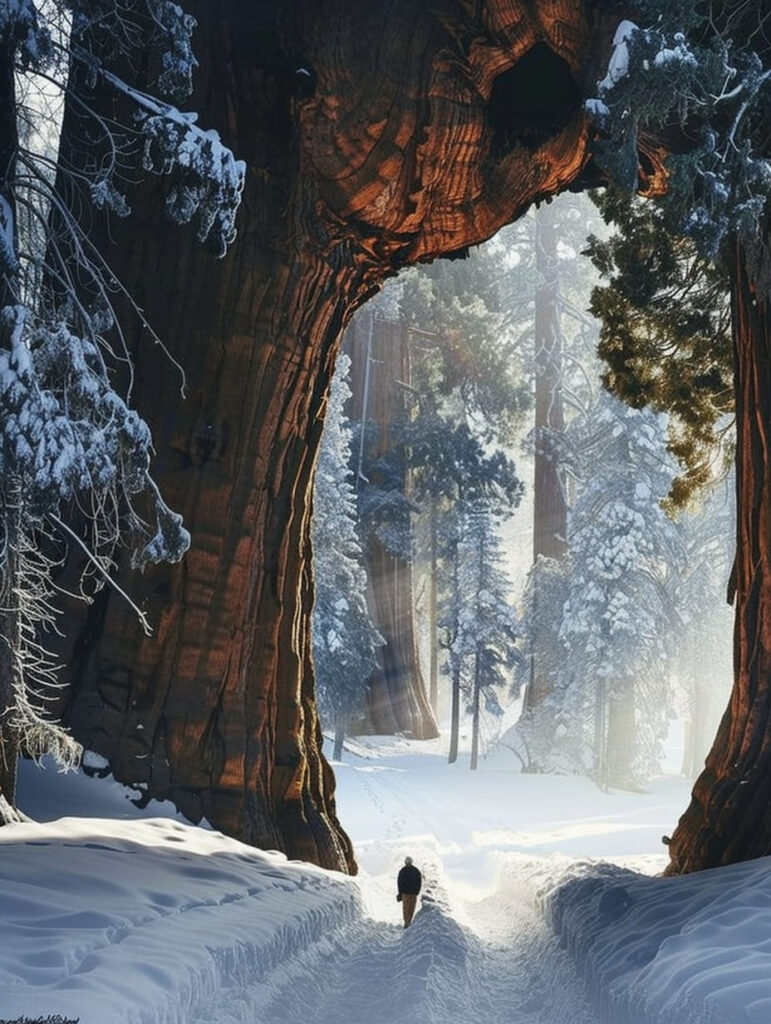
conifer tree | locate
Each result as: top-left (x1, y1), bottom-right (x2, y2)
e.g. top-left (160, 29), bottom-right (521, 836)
top-left (456, 500), bottom-right (521, 770)
top-left (584, 0), bottom-right (771, 869)
top-left (561, 395), bottom-right (683, 789)
top-left (439, 497), bottom-right (521, 768)
top-left (506, 393), bottom-right (683, 788)
top-left (312, 353), bottom-right (383, 760)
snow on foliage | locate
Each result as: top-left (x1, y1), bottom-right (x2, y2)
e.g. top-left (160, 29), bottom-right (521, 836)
top-left (140, 113), bottom-right (245, 255)
top-left (0, 0), bottom-right (52, 69)
top-left (587, 1), bottom-right (771, 265)
top-left (312, 353), bottom-right (383, 749)
top-left (597, 20), bottom-right (638, 92)
top-left (0, 195), bottom-right (19, 280)
top-left (440, 499), bottom-right (521, 764)
top-left (510, 396), bottom-right (682, 785)
top-left (0, 0), bottom-right (242, 780)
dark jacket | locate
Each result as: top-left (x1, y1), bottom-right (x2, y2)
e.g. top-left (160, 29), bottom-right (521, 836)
top-left (397, 864), bottom-right (422, 895)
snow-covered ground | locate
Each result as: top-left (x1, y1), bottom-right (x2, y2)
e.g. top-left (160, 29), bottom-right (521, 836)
top-left (3, 734), bottom-right (769, 1023)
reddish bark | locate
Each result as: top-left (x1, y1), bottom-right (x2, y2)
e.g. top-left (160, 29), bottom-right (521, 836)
top-left (345, 316), bottom-right (438, 739)
top-left (667, 241), bottom-right (771, 873)
top-left (55, 1), bottom-right (617, 871)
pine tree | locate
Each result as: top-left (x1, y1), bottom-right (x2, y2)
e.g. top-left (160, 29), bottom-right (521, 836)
top-left (561, 395), bottom-right (684, 788)
top-left (506, 393), bottom-right (684, 788)
top-left (312, 353), bottom-right (383, 760)
top-left (457, 501), bottom-right (521, 770)
top-left (389, 241), bottom-right (529, 724)
top-left (438, 495), bottom-right (521, 768)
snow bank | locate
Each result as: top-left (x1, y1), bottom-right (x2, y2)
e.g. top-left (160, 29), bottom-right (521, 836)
top-left (0, 816), bottom-right (358, 1024)
top-left (541, 855), bottom-right (771, 1024)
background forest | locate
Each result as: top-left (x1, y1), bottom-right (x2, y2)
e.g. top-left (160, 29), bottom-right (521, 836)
top-left (312, 191), bottom-right (735, 791)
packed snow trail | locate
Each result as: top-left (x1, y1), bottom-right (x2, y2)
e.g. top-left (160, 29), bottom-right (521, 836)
top-left (194, 852), bottom-right (599, 1024)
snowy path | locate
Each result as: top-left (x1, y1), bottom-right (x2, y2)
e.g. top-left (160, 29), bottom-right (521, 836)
top-left (13, 739), bottom-right (698, 1024)
top-left (193, 849), bottom-right (599, 1024)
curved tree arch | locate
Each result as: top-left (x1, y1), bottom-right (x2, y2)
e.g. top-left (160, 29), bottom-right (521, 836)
top-left (53, 0), bottom-right (618, 873)
top-left (44, 0), bottom-right (771, 879)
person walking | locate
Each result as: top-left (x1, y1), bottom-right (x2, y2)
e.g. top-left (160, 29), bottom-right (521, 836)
top-left (396, 856), bottom-right (422, 927)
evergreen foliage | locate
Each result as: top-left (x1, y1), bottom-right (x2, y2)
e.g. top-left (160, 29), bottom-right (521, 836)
top-left (507, 394), bottom-right (684, 788)
top-left (312, 354), bottom-right (383, 759)
top-left (589, 5), bottom-right (770, 262)
top-left (584, 1), bottom-right (770, 503)
top-left (439, 498), bottom-right (521, 768)
top-left (398, 240), bottom-right (532, 445)
top-left (349, 264), bottom-right (526, 741)
top-left (560, 396), bottom-right (683, 787)
top-left (586, 189), bottom-right (732, 506)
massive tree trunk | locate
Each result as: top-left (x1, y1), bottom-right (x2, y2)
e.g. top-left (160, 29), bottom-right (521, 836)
top-left (667, 238), bottom-right (771, 873)
top-left (525, 200), bottom-right (568, 714)
top-left (52, 0), bottom-right (613, 870)
top-left (345, 314), bottom-right (438, 738)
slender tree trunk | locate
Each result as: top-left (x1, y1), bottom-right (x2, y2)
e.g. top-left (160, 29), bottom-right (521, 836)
top-left (428, 498), bottom-right (439, 716)
top-left (448, 541), bottom-right (461, 764)
top-left (333, 716), bottom-right (346, 762)
top-left (667, 237), bottom-right (771, 873)
top-left (0, 38), bottom-right (23, 825)
top-left (448, 656), bottom-right (461, 765)
top-left (0, 614), bottom-right (21, 824)
top-left (470, 647), bottom-right (481, 771)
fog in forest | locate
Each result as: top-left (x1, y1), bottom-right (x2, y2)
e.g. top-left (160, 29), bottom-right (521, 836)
top-left (312, 191), bottom-right (734, 790)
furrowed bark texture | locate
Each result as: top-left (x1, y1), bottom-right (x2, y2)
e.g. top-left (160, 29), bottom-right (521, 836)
top-left (345, 315), bottom-right (438, 739)
top-left (58, 0), bottom-right (616, 871)
top-left (667, 242), bottom-right (771, 874)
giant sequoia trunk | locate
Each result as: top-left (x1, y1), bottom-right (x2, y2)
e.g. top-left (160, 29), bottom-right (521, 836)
top-left (525, 200), bottom-right (568, 714)
top-left (51, 0), bottom-right (616, 870)
top-left (667, 240), bottom-right (771, 873)
top-left (345, 315), bottom-right (438, 738)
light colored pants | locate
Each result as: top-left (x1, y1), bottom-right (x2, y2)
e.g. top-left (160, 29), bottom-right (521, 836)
top-left (401, 892), bottom-right (418, 927)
